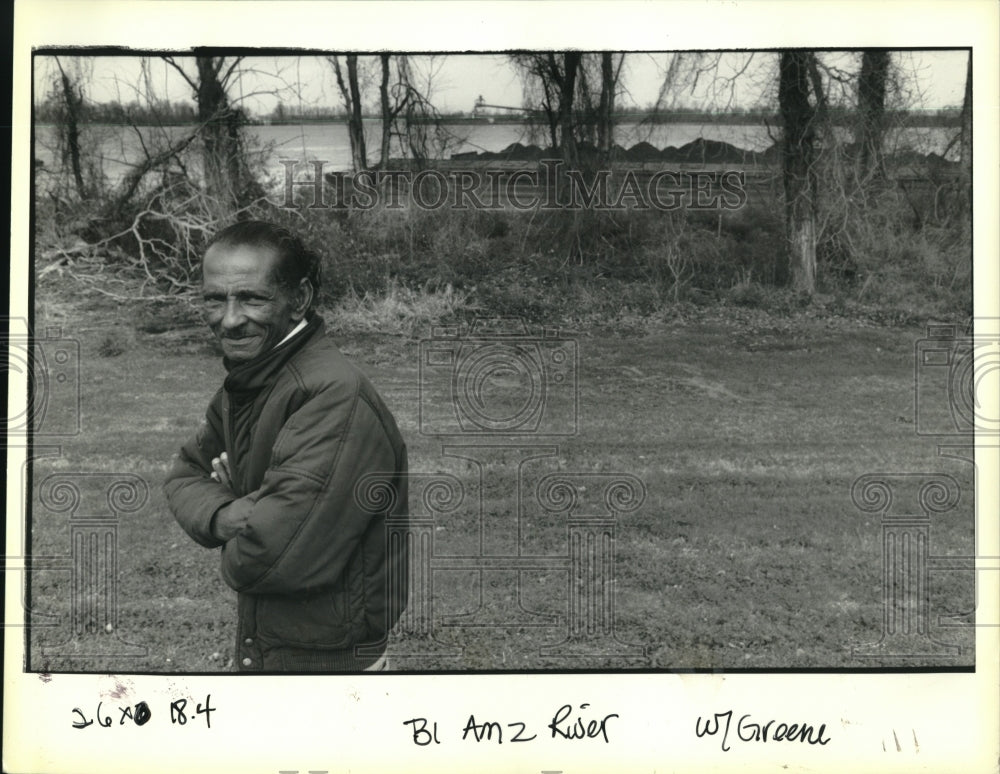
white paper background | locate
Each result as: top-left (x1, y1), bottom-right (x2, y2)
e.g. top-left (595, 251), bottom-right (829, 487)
top-left (6, 2), bottom-right (999, 773)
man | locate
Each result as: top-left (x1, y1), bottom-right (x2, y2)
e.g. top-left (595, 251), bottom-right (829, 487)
top-left (164, 220), bottom-right (408, 672)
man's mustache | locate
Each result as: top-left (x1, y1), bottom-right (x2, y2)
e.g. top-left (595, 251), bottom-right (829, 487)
top-left (220, 329), bottom-right (258, 340)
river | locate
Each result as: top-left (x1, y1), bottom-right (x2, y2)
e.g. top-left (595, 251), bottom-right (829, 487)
top-left (33, 120), bottom-right (958, 186)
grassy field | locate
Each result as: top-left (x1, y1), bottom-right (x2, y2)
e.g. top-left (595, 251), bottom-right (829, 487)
top-left (26, 290), bottom-right (976, 672)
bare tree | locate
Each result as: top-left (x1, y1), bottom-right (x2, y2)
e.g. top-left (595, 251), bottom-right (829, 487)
top-left (956, 50), bottom-right (972, 275)
top-left (597, 53), bottom-right (626, 160)
top-left (391, 56), bottom-right (463, 165)
top-left (511, 52), bottom-right (583, 162)
top-left (325, 54), bottom-right (455, 170)
top-left (779, 50), bottom-right (819, 294)
top-left (650, 51), bottom-right (762, 116)
top-left (959, 51), bottom-right (972, 199)
top-left (568, 53), bottom-right (626, 159)
top-left (857, 50), bottom-right (890, 179)
top-left (163, 54), bottom-right (261, 216)
top-left (330, 54), bottom-right (368, 171)
top-left (52, 57), bottom-right (88, 199)
top-left (378, 54), bottom-right (399, 167)
top-left (378, 54), bottom-right (422, 168)
top-left (511, 53), bottom-right (559, 149)
top-left (574, 57), bottom-right (597, 147)
top-left (556, 52), bottom-right (582, 163)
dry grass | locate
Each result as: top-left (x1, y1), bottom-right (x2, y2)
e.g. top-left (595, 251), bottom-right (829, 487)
top-left (324, 279), bottom-right (471, 337)
top-left (24, 290), bottom-right (977, 673)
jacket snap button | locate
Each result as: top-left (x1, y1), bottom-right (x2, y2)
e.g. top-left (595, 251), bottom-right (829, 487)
top-left (244, 638), bottom-right (253, 645)
top-left (242, 657), bottom-right (252, 667)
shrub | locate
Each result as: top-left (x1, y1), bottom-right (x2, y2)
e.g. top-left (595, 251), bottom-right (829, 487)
top-left (323, 279), bottom-right (469, 337)
top-left (97, 333), bottom-right (127, 357)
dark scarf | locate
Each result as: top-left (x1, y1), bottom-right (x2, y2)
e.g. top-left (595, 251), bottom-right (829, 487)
top-left (223, 312), bottom-right (324, 399)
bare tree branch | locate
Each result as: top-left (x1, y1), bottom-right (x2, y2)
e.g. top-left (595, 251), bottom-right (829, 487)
top-left (162, 56), bottom-right (198, 93)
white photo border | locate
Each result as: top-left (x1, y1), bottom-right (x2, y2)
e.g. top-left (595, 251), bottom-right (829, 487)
top-left (6, 2), bottom-right (998, 773)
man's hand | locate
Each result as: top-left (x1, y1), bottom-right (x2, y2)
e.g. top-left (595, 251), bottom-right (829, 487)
top-left (210, 451), bottom-right (232, 490)
top-left (211, 496), bottom-right (253, 542)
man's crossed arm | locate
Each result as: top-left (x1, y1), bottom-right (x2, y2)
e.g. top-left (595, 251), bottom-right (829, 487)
top-left (209, 451), bottom-right (253, 542)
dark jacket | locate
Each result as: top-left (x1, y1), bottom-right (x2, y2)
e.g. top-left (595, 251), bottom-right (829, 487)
top-left (163, 317), bottom-right (408, 671)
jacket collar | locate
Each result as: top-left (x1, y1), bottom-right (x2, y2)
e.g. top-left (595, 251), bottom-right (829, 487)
top-left (223, 312), bottom-right (324, 396)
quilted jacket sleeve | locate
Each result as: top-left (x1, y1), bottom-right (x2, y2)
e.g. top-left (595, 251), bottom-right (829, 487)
top-left (218, 376), bottom-right (401, 595)
top-left (163, 390), bottom-right (237, 549)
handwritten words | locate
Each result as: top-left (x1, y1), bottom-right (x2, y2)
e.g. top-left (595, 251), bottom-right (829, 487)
top-left (695, 710), bottom-right (831, 752)
top-left (403, 703), bottom-right (618, 746)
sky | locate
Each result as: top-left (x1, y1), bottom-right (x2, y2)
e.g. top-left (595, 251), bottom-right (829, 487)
top-left (34, 50), bottom-right (969, 117)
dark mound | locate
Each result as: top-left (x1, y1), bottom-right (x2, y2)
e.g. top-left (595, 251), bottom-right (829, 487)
top-left (623, 141), bottom-right (663, 162)
top-left (452, 142), bottom-right (547, 161)
top-left (665, 138), bottom-right (758, 164)
top-left (448, 135), bottom-right (958, 171)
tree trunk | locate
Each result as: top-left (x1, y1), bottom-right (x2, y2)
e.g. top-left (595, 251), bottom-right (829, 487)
top-left (959, 51), bottom-right (972, 279)
top-left (857, 50), bottom-right (890, 180)
top-left (54, 58), bottom-right (86, 198)
top-left (195, 56), bottom-right (243, 215)
top-left (331, 55), bottom-right (368, 172)
top-left (379, 54), bottom-right (392, 168)
top-left (557, 52), bottom-right (581, 164)
top-left (346, 56), bottom-right (368, 171)
top-left (575, 61), bottom-right (596, 148)
top-left (959, 51), bottom-right (972, 205)
top-left (779, 51), bottom-right (818, 295)
top-left (543, 99), bottom-right (559, 151)
top-left (597, 52), bottom-right (615, 160)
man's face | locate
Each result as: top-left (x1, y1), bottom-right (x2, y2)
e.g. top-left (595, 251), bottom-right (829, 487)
top-left (201, 242), bottom-right (303, 363)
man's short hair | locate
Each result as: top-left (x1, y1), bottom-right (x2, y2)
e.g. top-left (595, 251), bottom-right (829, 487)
top-left (206, 220), bottom-right (322, 300)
